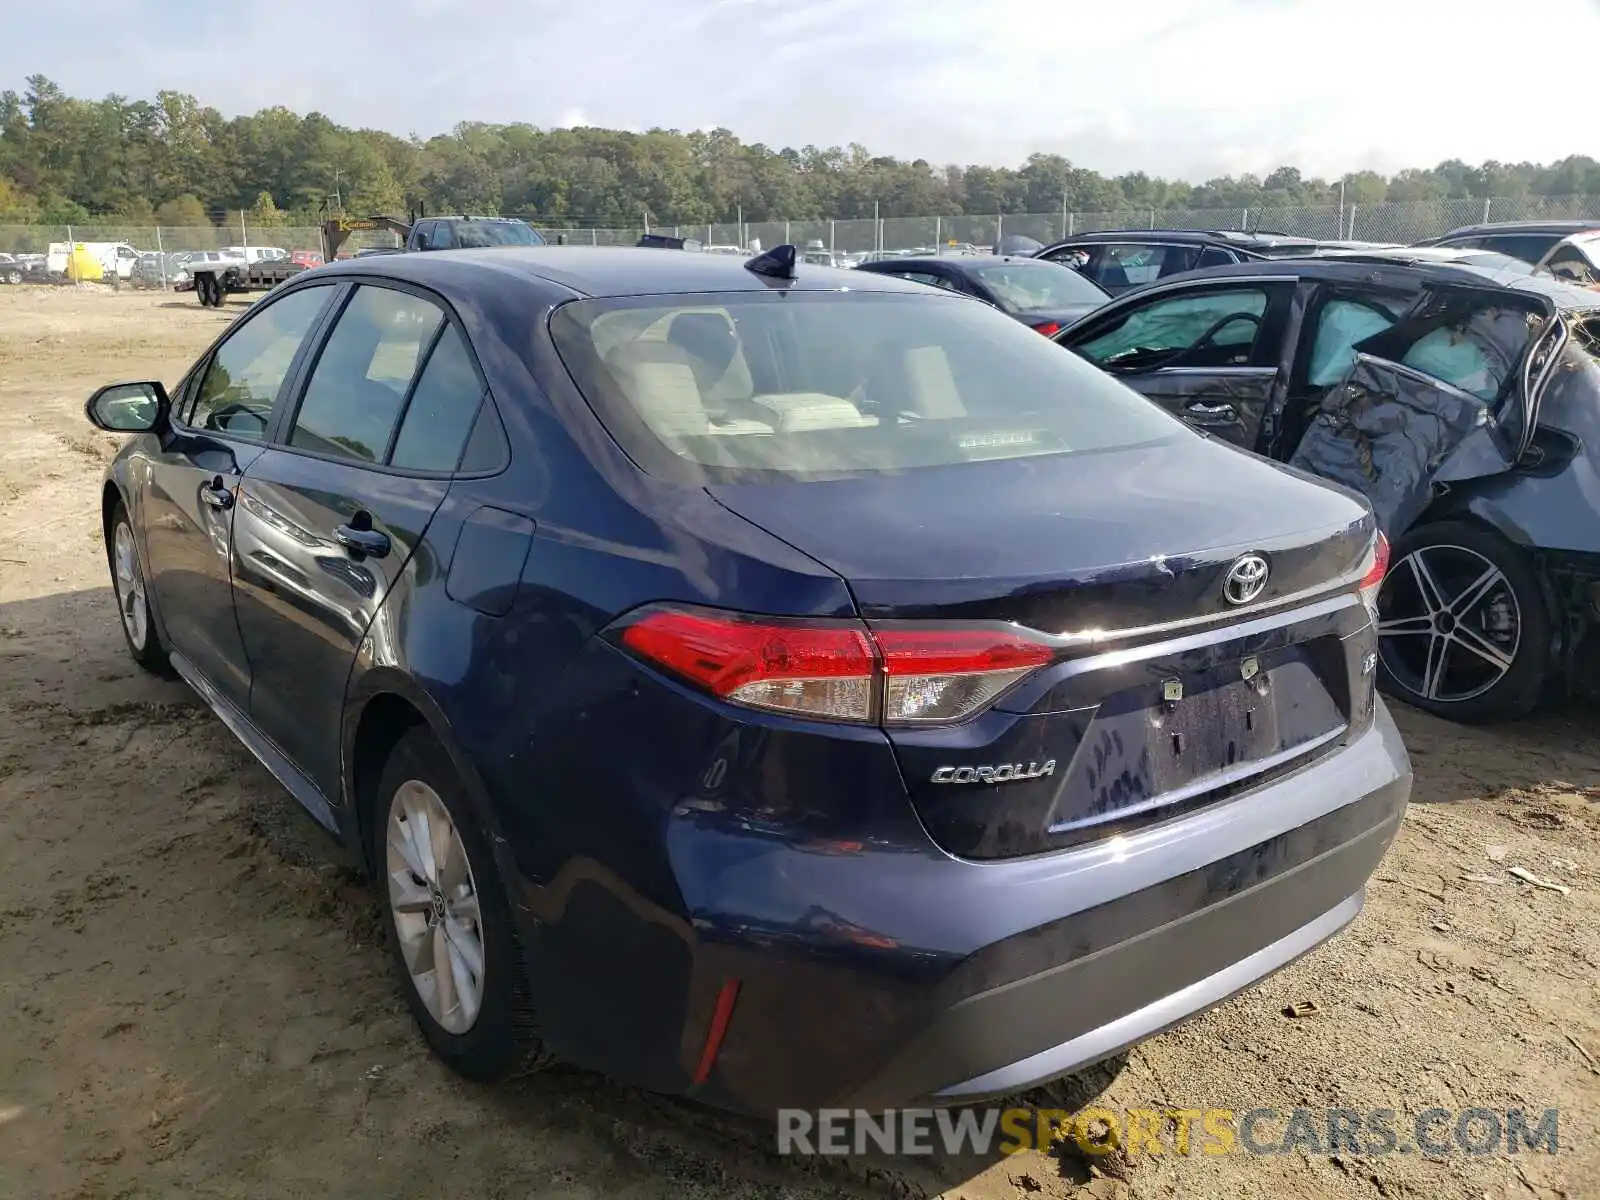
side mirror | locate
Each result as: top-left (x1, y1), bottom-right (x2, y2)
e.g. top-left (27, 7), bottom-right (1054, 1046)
top-left (85, 381), bottom-right (169, 432)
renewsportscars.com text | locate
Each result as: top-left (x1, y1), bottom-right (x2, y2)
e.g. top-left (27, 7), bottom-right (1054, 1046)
top-left (776, 1106), bottom-right (1562, 1158)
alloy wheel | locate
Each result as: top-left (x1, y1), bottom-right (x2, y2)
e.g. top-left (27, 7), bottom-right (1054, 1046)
top-left (112, 521), bottom-right (148, 650)
top-left (1377, 544), bottom-right (1521, 705)
top-left (385, 780), bottom-right (486, 1035)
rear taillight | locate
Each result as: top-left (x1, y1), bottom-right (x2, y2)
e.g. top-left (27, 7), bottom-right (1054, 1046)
top-left (617, 606), bottom-right (1055, 726)
top-left (874, 627), bottom-right (1055, 722)
top-left (1031, 321), bottom-right (1063, 337)
top-left (1357, 531), bottom-right (1390, 612)
top-left (619, 608), bottom-right (876, 722)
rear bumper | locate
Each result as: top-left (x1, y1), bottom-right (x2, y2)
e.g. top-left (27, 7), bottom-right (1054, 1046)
top-left (513, 697), bottom-right (1410, 1115)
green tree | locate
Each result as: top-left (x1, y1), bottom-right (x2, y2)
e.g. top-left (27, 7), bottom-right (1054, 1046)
top-left (155, 193), bottom-right (208, 226)
top-left (249, 190), bottom-right (285, 226)
top-left (3, 76), bottom-right (1599, 232)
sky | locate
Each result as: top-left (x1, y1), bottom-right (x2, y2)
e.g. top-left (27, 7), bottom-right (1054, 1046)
top-left (6, 0), bottom-right (1598, 181)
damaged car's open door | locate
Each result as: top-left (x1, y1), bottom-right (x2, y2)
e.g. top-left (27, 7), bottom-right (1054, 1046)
top-left (1290, 286), bottom-right (1555, 538)
top-left (1065, 279), bottom-right (1297, 450)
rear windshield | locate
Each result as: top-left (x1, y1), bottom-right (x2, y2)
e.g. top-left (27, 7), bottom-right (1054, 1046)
top-left (971, 260), bottom-right (1107, 311)
top-left (454, 221), bottom-right (545, 248)
top-left (548, 290), bottom-right (1184, 483)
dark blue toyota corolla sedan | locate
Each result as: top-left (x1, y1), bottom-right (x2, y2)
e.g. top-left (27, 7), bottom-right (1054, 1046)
top-left (85, 245), bottom-right (1411, 1114)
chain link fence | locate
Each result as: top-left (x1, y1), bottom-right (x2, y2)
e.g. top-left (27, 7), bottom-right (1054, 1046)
top-left (554, 195), bottom-right (1600, 255)
top-left (6, 195), bottom-right (1600, 275)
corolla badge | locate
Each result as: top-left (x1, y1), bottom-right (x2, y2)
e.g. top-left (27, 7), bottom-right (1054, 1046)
top-left (1223, 553), bottom-right (1270, 605)
top-left (931, 761), bottom-right (1056, 785)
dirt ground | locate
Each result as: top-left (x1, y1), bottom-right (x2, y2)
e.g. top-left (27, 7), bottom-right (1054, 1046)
top-left (0, 286), bottom-right (1596, 1200)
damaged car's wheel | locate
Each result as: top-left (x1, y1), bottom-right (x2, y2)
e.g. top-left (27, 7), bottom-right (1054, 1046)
top-left (1376, 520), bottom-right (1551, 723)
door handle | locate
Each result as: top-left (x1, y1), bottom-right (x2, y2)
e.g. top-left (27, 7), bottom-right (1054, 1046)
top-left (334, 519), bottom-right (390, 559)
top-left (200, 477), bottom-right (234, 510)
top-left (1183, 400), bottom-right (1238, 426)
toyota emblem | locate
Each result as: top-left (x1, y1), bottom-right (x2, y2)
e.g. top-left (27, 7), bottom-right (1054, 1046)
top-left (1223, 553), bottom-right (1270, 605)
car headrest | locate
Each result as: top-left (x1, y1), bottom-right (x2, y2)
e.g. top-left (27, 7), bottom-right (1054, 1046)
top-left (667, 312), bottom-right (739, 378)
top-left (603, 340), bottom-right (711, 442)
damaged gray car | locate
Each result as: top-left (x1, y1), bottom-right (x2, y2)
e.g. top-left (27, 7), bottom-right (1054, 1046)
top-left (1056, 249), bottom-right (1600, 723)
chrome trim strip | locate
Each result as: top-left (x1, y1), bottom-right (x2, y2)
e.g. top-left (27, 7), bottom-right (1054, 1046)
top-left (1349, 351), bottom-right (1483, 405)
top-left (1046, 725), bottom-right (1348, 835)
top-left (1036, 590), bottom-right (1363, 685)
top-left (1038, 568), bottom-right (1368, 650)
top-left (1149, 366), bottom-right (1278, 376)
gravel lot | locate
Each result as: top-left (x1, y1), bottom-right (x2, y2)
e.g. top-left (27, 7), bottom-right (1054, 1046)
top-left (0, 287), bottom-right (1596, 1200)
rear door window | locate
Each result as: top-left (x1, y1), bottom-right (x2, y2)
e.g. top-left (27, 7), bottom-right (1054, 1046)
top-left (1305, 292), bottom-right (1408, 386)
top-left (1085, 243), bottom-right (1201, 290)
top-left (287, 286), bottom-right (445, 463)
top-left (1357, 290), bottom-right (1544, 402)
top-left (1073, 286), bottom-right (1272, 372)
top-left (1479, 234), bottom-right (1560, 265)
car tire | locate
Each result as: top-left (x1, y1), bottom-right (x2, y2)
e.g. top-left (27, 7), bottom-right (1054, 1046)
top-left (1376, 520), bottom-right (1551, 723)
top-left (371, 728), bottom-right (552, 1082)
top-left (106, 501), bottom-right (173, 676)
top-left (4, 269), bottom-right (20, 285)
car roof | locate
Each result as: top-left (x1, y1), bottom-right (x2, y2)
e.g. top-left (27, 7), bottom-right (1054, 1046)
top-left (857, 253), bottom-right (1046, 272)
top-left (1153, 254), bottom-right (1600, 311)
top-left (1553, 231), bottom-right (1600, 251)
top-left (302, 245), bottom-right (937, 299)
top-left (1434, 219), bottom-right (1600, 238)
top-left (1314, 245), bottom-right (1533, 268)
top-left (1046, 228), bottom-right (1312, 248)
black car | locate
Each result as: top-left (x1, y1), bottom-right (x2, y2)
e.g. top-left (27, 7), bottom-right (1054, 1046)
top-left (1416, 220), bottom-right (1600, 266)
top-left (852, 253), bottom-right (1108, 334)
top-left (0, 252), bottom-right (52, 285)
top-left (1033, 229), bottom-right (1327, 296)
top-left (82, 245), bottom-right (1409, 1114)
top-left (1055, 249), bottom-right (1600, 722)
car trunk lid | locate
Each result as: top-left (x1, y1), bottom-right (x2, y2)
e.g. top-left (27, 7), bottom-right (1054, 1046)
top-left (709, 435), bottom-right (1381, 858)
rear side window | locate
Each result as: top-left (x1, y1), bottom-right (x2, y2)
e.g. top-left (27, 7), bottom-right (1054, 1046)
top-left (1086, 243), bottom-right (1200, 289)
top-left (1479, 234), bottom-right (1560, 265)
top-left (390, 326), bottom-right (486, 471)
top-left (1358, 291), bottom-right (1544, 402)
top-left (1543, 245), bottom-right (1600, 285)
top-left (548, 290), bottom-right (1184, 483)
top-left (289, 286), bottom-right (444, 463)
top-left (1307, 294), bottom-right (1405, 386)
top-left (188, 285), bottom-right (332, 439)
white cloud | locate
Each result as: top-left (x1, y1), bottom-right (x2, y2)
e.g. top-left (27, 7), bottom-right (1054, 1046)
top-left (5, 0), bottom-right (1597, 179)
